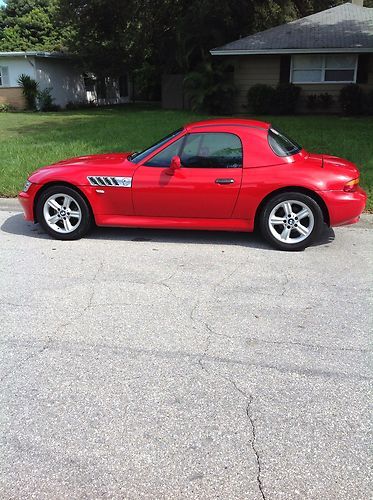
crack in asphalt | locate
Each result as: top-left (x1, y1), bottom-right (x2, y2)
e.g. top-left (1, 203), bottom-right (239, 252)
top-left (213, 254), bottom-right (251, 293)
top-left (156, 264), bottom-right (182, 299)
top-left (83, 261), bottom-right (104, 313)
top-left (0, 337), bottom-right (52, 383)
top-left (246, 395), bottom-right (266, 500)
top-left (198, 342), bottom-right (266, 500)
top-left (1, 259), bottom-right (188, 385)
top-left (1, 261), bottom-right (104, 384)
top-left (191, 296), bottom-right (266, 500)
top-left (280, 275), bottom-right (290, 297)
top-left (226, 377), bottom-right (266, 500)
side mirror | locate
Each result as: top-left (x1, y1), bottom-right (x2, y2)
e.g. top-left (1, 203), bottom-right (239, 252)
top-left (165, 155), bottom-right (182, 175)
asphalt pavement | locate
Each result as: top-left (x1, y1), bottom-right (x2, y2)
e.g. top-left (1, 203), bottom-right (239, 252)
top-left (0, 204), bottom-right (372, 499)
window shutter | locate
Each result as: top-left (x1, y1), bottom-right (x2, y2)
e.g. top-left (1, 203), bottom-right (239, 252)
top-left (356, 54), bottom-right (369, 84)
top-left (1, 66), bottom-right (10, 86)
top-left (279, 56), bottom-right (291, 84)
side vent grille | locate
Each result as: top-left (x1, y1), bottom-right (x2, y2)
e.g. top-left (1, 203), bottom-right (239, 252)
top-left (87, 176), bottom-right (132, 188)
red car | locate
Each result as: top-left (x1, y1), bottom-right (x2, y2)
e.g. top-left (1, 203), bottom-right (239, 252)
top-left (19, 119), bottom-right (366, 251)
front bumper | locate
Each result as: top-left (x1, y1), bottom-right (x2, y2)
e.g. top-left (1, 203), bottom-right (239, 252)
top-left (18, 184), bottom-right (40, 221)
top-left (320, 186), bottom-right (367, 227)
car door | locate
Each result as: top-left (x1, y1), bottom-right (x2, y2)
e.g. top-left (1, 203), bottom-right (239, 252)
top-left (132, 132), bottom-right (243, 219)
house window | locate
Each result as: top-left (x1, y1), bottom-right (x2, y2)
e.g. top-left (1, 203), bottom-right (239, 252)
top-left (0, 66), bottom-right (10, 87)
top-left (291, 55), bottom-right (357, 84)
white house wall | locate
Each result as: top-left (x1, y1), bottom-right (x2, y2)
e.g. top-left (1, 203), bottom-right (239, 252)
top-left (35, 58), bottom-right (87, 107)
top-left (0, 56), bottom-right (36, 86)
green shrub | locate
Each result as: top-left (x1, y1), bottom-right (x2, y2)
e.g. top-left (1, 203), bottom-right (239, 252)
top-left (184, 62), bottom-right (236, 115)
top-left (65, 100), bottom-right (96, 110)
top-left (339, 84), bottom-right (363, 116)
top-left (247, 84), bottom-right (275, 114)
top-left (133, 62), bottom-right (161, 101)
top-left (17, 74), bottom-right (39, 110)
top-left (0, 103), bottom-right (14, 112)
top-left (306, 94), bottom-right (319, 111)
top-left (319, 92), bottom-right (333, 110)
top-left (272, 83), bottom-right (301, 115)
top-left (38, 87), bottom-right (59, 111)
top-left (363, 89), bottom-right (373, 115)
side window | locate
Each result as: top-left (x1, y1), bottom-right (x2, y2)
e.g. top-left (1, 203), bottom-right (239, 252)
top-left (145, 137), bottom-right (183, 167)
top-left (0, 66), bottom-right (10, 87)
top-left (181, 133), bottom-right (242, 168)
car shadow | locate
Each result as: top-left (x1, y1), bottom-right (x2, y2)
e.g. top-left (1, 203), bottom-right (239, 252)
top-left (1, 212), bottom-right (335, 250)
top-left (0, 213), bottom-right (268, 249)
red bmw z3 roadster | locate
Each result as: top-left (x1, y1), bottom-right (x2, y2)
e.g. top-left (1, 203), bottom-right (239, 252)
top-left (19, 119), bottom-right (366, 251)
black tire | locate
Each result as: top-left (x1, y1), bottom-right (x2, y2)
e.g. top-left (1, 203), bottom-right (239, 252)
top-left (36, 185), bottom-right (92, 240)
top-left (259, 192), bottom-right (324, 251)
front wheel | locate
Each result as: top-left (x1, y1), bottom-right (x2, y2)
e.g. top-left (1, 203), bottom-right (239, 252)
top-left (36, 185), bottom-right (92, 240)
top-left (259, 192), bottom-right (324, 251)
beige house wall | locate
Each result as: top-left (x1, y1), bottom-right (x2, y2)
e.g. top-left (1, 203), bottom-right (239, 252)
top-left (0, 87), bottom-right (25, 110)
top-left (231, 54), bottom-right (373, 114)
top-left (232, 55), bottom-right (280, 113)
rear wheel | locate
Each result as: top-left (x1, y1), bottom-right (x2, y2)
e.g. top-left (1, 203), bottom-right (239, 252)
top-left (259, 192), bottom-right (324, 251)
top-left (36, 185), bottom-right (92, 240)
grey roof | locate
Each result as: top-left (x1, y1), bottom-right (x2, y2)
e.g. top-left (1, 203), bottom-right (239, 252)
top-left (211, 3), bottom-right (373, 55)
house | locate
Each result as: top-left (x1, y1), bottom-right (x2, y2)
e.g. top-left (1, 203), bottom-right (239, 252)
top-left (0, 51), bottom-right (131, 109)
top-left (210, 0), bottom-right (373, 113)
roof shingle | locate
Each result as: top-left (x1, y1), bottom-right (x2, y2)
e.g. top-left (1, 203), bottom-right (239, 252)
top-left (211, 3), bottom-right (373, 54)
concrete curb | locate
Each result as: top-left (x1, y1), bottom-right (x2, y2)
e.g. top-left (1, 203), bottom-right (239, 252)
top-left (0, 198), bottom-right (21, 212)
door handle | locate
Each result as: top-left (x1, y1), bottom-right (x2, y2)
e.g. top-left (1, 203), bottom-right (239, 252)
top-left (215, 178), bottom-right (235, 185)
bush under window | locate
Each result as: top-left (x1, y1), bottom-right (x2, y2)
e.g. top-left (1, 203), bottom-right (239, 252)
top-left (339, 84), bottom-right (363, 116)
top-left (247, 84), bottom-right (275, 114)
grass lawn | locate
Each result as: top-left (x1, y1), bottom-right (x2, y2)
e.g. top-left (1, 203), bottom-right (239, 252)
top-left (0, 104), bottom-right (372, 210)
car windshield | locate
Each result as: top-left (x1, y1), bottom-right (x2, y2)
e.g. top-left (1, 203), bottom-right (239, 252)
top-left (268, 127), bottom-right (301, 157)
top-left (129, 128), bottom-right (184, 164)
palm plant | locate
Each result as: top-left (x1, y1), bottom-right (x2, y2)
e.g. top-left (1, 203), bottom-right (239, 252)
top-left (17, 74), bottom-right (39, 110)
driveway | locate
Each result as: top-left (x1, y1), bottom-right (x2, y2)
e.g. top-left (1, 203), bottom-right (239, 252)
top-left (0, 208), bottom-right (372, 500)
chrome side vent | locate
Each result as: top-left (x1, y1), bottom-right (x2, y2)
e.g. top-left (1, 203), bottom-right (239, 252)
top-left (87, 176), bottom-right (132, 188)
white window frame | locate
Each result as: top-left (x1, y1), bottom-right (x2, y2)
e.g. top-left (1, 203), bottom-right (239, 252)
top-left (290, 55), bottom-right (358, 84)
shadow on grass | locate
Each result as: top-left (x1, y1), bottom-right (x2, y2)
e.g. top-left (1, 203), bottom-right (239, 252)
top-left (1, 213), bottom-right (335, 250)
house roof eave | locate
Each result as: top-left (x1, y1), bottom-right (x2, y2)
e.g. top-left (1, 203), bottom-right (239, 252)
top-left (210, 47), bottom-right (373, 56)
top-left (0, 51), bottom-right (72, 59)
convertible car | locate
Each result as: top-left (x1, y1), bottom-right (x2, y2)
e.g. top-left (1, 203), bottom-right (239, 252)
top-left (19, 118), bottom-right (366, 251)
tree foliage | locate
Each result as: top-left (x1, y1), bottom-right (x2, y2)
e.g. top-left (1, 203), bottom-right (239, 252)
top-left (0, 0), bottom-right (67, 51)
top-left (1, 0), bottom-right (372, 80)
top-left (56, 0), bottom-right (373, 77)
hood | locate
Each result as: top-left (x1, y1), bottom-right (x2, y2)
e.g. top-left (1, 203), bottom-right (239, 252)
top-left (51, 152), bottom-right (131, 168)
top-left (28, 152), bottom-right (136, 185)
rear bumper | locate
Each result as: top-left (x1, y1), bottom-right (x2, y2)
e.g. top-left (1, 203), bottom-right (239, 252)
top-left (18, 184), bottom-right (40, 221)
top-left (320, 187), bottom-right (367, 227)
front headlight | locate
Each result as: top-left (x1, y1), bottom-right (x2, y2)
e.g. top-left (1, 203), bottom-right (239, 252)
top-left (23, 180), bottom-right (32, 192)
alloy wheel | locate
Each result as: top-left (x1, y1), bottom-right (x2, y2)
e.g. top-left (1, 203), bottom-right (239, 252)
top-left (43, 193), bottom-right (82, 234)
top-left (268, 200), bottom-right (314, 244)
